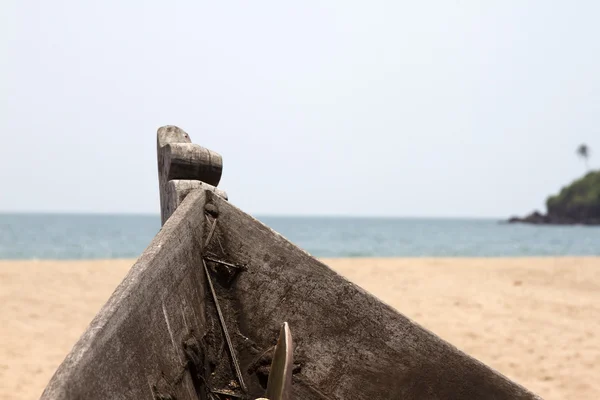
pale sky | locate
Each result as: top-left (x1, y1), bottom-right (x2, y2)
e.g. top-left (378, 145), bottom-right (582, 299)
top-left (1, 1), bottom-right (598, 217)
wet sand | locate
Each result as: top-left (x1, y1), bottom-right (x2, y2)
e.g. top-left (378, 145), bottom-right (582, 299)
top-left (1, 257), bottom-right (598, 400)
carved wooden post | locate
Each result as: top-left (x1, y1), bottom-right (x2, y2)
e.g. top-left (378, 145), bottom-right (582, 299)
top-left (157, 125), bottom-right (227, 225)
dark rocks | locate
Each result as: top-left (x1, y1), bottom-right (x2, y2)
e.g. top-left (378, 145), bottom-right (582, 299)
top-left (507, 210), bottom-right (600, 225)
top-left (507, 211), bottom-right (550, 225)
top-left (508, 171), bottom-right (600, 225)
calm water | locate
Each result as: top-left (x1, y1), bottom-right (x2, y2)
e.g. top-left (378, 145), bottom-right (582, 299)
top-left (1, 213), bottom-right (600, 259)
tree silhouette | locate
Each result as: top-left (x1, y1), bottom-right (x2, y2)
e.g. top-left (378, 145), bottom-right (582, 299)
top-left (577, 144), bottom-right (590, 171)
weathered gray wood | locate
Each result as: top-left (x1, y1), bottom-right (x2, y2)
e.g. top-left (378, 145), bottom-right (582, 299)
top-left (162, 180), bottom-right (228, 225)
top-left (42, 129), bottom-right (542, 400)
top-left (41, 185), bottom-right (543, 399)
top-left (157, 125), bottom-right (224, 225)
top-left (201, 191), bottom-right (543, 400)
top-left (41, 190), bottom-right (210, 400)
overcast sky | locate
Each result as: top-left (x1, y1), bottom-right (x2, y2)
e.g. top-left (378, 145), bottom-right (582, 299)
top-left (1, 1), bottom-right (599, 217)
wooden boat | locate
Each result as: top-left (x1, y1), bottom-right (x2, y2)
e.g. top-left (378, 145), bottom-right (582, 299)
top-left (41, 126), bottom-right (542, 400)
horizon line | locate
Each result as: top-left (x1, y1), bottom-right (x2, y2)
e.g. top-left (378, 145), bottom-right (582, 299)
top-left (0, 210), bottom-right (505, 220)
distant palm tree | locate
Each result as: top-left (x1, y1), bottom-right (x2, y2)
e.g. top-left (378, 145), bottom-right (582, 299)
top-left (577, 144), bottom-right (590, 171)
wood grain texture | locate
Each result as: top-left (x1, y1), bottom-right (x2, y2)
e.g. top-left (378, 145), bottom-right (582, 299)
top-left (157, 125), bottom-right (223, 225)
top-left (40, 127), bottom-right (542, 399)
top-left (162, 180), bottom-right (228, 226)
top-left (40, 190), bottom-right (210, 400)
top-left (201, 191), bottom-right (543, 400)
top-left (40, 188), bottom-right (543, 399)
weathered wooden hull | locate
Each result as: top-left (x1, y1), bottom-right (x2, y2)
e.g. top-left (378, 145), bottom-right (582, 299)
top-left (41, 126), bottom-right (542, 399)
top-left (41, 189), bottom-right (541, 399)
top-left (41, 190), bottom-right (209, 400)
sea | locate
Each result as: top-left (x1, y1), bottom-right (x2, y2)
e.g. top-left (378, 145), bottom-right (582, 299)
top-left (1, 213), bottom-right (600, 260)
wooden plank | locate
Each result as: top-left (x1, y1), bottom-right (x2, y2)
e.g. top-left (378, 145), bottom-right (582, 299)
top-left (201, 191), bottom-right (543, 400)
top-left (162, 180), bottom-right (228, 225)
top-left (157, 125), bottom-right (223, 225)
top-left (41, 190), bottom-right (210, 400)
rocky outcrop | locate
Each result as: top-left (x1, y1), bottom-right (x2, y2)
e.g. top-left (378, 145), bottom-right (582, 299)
top-left (507, 211), bottom-right (550, 224)
top-left (506, 210), bottom-right (600, 225)
top-left (508, 171), bottom-right (600, 225)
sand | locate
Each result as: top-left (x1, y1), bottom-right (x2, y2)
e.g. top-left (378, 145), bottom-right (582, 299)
top-left (0, 258), bottom-right (598, 400)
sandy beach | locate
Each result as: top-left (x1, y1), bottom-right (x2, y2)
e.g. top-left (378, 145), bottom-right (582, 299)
top-left (1, 257), bottom-right (598, 400)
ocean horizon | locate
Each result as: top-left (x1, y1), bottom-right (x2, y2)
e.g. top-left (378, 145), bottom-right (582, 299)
top-left (1, 212), bottom-right (600, 260)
